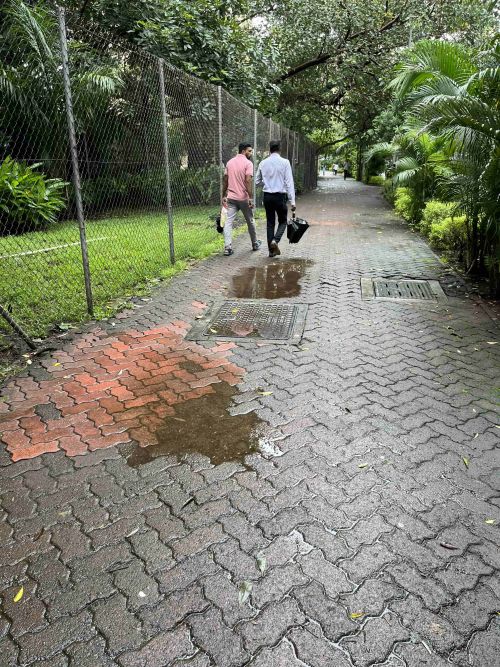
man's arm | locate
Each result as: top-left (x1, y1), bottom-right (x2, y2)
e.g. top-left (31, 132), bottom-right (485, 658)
top-left (222, 173), bottom-right (228, 203)
top-left (245, 175), bottom-right (253, 208)
top-left (284, 160), bottom-right (296, 207)
top-left (255, 164), bottom-right (263, 187)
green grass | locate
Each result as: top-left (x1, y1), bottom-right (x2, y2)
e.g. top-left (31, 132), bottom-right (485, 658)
top-left (1, 206), bottom-right (263, 338)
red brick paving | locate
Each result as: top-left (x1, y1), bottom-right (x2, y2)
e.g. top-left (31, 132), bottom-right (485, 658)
top-left (0, 322), bottom-right (243, 462)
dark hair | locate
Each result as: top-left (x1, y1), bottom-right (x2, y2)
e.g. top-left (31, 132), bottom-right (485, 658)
top-left (269, 140), bottom-right (280, 153)
top-left (239, 142), bottom-right (252, 153)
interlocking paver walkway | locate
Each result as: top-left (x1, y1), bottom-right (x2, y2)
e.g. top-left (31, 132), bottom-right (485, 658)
top-left (1, 177), bottom-right (499, 666)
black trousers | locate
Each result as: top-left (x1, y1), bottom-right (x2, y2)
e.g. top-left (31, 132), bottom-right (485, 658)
top-left (263, 192), bottom-right (288, 248)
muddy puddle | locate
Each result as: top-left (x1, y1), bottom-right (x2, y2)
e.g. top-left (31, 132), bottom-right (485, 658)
top-left (231, 258), bottom-right (313, 299)
top-left (126, 362), bottom-right (263, 467)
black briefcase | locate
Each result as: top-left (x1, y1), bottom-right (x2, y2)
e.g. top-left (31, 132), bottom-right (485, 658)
top-left (287, 212), bottom-right (309, 244)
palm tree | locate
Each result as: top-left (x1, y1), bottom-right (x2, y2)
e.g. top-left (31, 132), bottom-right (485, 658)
top-left (0, 0), bottom-right (124, 178)
top-left (388, 39), bottom-right (500, 289)
top-left (364, 129), bottom-right (451, 222)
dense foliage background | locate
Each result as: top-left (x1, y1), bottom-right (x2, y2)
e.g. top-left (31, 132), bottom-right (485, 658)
top-left (1, 0), bottom-right (498, 290)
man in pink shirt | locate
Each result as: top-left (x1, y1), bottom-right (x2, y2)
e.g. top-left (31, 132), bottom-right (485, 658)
top-left (221, 143), bottom-right (262, 256)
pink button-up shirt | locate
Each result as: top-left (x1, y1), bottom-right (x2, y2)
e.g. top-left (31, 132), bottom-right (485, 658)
top-left (225, 154), bottom-right (253, 201)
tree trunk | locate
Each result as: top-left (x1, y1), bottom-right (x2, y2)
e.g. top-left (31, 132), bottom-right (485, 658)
top-left (356, 142), bottom-right (363, 182)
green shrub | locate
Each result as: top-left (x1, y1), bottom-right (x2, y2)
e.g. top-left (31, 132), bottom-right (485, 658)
top-left (420, 200), bottom-right (457, 237)
top-left (394, 187), bottom-right (414, 222)
top-left (383, 178), bottom-right (396, 204)
top-left (183, 165), bottom-right (220, 205)
top-left (429, 215), bottom-right (468, 257)
top-left (368, 176), bottom-right (385, 186)
top-left (0, 157), bottom-right (67, 235)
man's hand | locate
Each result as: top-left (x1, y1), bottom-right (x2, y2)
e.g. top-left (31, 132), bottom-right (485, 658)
top-left (291, 205), bottom-right (296, 212)
top-left (248, 199), bottom-right (254, 209)
top-left (222, 197), bottom-right (228, 207)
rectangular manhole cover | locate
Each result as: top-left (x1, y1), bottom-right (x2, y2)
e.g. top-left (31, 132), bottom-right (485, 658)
top-left (361, 278), bottom-right (447, 301)
top-left (186, 300), bottom-right (308, 343)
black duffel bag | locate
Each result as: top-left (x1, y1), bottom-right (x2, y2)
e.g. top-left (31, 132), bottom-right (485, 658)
top-left (287, 211), bottom-right (309, 244)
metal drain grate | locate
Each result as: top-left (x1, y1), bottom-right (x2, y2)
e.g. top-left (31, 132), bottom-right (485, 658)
top-left (374, 279), bottom-right (434, 300)
top-left (361, 278), bottom-right (447, 301)
top-left (186, 300), bottom-right (308, 343)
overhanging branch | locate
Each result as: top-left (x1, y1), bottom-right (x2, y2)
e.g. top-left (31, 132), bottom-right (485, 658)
top-left (274, 14), bottom-right (402, 83)
top-left (316, 133), bottom-right (355, 154)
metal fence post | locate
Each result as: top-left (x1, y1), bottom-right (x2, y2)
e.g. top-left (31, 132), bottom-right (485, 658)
top-left (57, 5), bottom-right (93, 316)
top-left (253, 109), bottom-right (257, 205)
top-left (217, 86), bottom-right (223, 200)
top-left (158, 59), bottom-right (175, 265)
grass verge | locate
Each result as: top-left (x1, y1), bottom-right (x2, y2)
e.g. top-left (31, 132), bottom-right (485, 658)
top-left (1, 206), bottom-right (263, 339)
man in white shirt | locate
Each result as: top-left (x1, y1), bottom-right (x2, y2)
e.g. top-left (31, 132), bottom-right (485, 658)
top-left (255, 140), bottom-right (296, 257)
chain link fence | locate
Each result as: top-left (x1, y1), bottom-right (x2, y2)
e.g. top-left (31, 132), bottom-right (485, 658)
top-left (0, 2), bottom-right (318, 344)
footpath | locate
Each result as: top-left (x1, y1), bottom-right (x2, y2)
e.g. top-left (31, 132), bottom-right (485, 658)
top-left (0, 176), bottom-right (499, 666)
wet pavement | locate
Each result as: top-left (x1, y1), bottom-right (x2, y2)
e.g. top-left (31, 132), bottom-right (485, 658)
top-left (127, 378), bottom-right (262, 467)
top-left (230, 259), bottom-right (313, 299)
top-left (0, 176), bottom-right (499, 666)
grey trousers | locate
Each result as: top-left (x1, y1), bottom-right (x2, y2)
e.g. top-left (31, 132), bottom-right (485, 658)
top-left (224, 199), bottom-right (258, 248)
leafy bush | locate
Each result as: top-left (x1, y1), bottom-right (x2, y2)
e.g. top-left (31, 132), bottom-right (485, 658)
top-left (420, 200), bottom-right (457, 237)
top-left (383, 178), bottom-right (396, 204)
top-left (368, 176), bottom-right (385, 186)
top-left (81, 165), bottom-right (221, 213)
top-left (394, 187), bottom-right (414, 222)
top-left (0, 157), bottom-right (67, 235)
top-left (182, 165), bottom-right (220, 205)
top-left (429, 215), bottom-right (468, 257)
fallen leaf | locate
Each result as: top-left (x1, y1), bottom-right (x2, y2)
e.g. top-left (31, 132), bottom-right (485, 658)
top-left (13, 587), bottom-right (24, 603)
top-left (231, 308), bottom-right (239, 314)
top-left (195, 315), bottom-right (203, 320)
top-left (485, 519), bottom-right (496, 525)
top-left (180, 497), bottom-right (195, 510)
top-left (463, 457), bottom-right (469, 468)
top-left (126, 528), bottom-right (139, 537)
top-left (53, 362), bottom-right (61, 367)
top-left (440, 542), bottom-right (459, 550)
top-left (209, 328), bottom-right (218, 334)
top-left (258, 391), bottom-right (273, 396)
top-left (487, 341), bottom-right (498, 345)
top-left (358, 463), bottom-right (369, 469)
top-left (138, 591), bottom-right (146, 598)
top-left (238, 581), bottom-right (252, 605)
top-left (350, 612), bottom-right (364, 619)
top-left (58, 510), bottom-right (71, 517)
top-left (474, 433), bottom-right (479, 439)
top-left (32, 528), bottom-right (44, 542)
top-left (256, 553), bottom-right (267, 574)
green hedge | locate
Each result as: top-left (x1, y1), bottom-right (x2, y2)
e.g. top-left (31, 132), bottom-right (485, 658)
top-left (394, 187), bottom-right (414, 222)
top-left (420, 200), bottom-right (456, 236)
top-left (429, 215), bottom-right (467, 256)
top-left (368, 175), bottom-right (385, 186)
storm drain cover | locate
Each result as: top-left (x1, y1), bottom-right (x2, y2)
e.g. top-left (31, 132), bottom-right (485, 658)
top-left (186, 300), bottom-right (308, 343)
top-left (361, 278), bottom-right (447, 301)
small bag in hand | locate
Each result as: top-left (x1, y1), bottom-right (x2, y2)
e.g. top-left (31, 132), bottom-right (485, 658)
top-left (216, 204), bottom-right (228, 234)
top-left (287, 210), bottom-right (309, 244)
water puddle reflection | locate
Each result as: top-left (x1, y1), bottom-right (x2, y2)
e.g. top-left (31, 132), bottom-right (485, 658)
top-left (127, 362), bottom-right (263, 467)
top-left (231, 259), bottom-right (313, 299)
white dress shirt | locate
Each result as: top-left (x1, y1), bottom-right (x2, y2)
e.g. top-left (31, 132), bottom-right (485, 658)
top-left (255, 153), bottom-right (296, 206)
